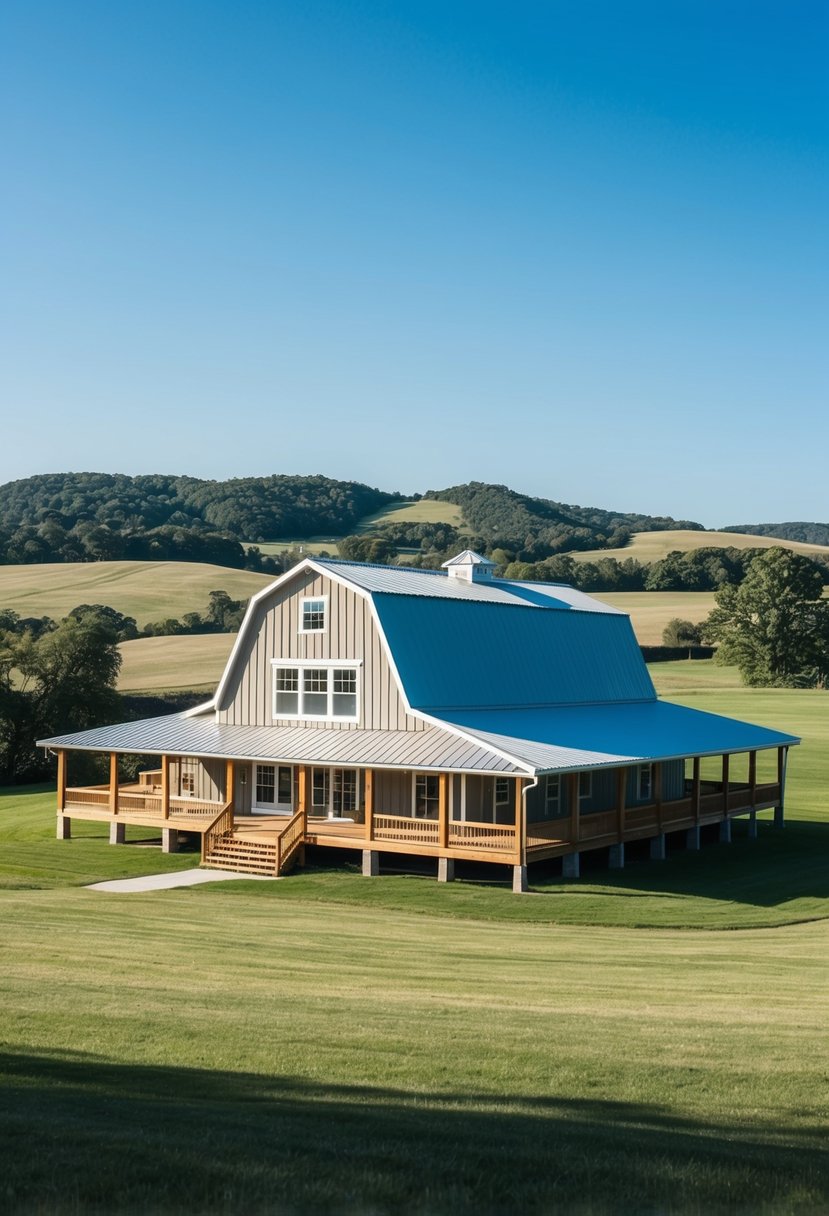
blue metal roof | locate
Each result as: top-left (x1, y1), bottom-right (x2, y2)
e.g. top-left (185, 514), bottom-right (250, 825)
top-left (372, 593), bottom-right (655, 710)
top-left (433, 702), bottom-right (799, 772)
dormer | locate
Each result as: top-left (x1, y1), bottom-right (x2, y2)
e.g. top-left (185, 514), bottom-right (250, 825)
top-left (441, 549), bottom-right (497, 584)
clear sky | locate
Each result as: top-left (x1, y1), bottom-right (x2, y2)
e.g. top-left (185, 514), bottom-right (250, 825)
top-left (1, 1), bottom-right (826, 527)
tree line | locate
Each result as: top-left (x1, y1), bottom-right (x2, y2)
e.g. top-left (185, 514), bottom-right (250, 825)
top-left (0, 472), bottom-right (401, 568)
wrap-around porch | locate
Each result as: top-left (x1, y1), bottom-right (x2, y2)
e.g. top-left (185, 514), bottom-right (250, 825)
top-left (53, 745), bottom-right (788, 883)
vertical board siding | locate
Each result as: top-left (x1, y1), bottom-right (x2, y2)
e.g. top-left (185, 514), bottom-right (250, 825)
top-left (375, 769), bottom-right (412, 815)
top-left (217, 571), bottom-right (424, 733)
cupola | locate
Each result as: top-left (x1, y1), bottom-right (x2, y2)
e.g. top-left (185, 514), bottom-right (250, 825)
top-left (441, 549), bottom-right (497, 584)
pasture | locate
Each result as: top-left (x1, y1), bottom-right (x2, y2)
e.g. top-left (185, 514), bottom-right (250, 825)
top-left (355, 497), bottom-right (468, 531)
top-left (0, 561), bottom-right (269, 629)
top-left (571, 528), bottom-right (829, 564)
top-left (601, 590), bottom-right (718, 644)
top-left (118, 632), bottom-right (236, 693)
top-left (1, 669), bottom-right (827, 1213)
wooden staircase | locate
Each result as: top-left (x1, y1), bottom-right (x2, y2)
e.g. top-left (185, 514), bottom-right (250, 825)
top-left (201, 806), bottom-right (305, 877)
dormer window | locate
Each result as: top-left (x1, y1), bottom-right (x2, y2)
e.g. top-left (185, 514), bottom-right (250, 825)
top-left (300, 596), bottom-right (327, 633)
top-left (272, 660), bottom-right (360, 722)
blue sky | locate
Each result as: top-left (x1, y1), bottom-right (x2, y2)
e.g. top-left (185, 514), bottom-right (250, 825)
top-left (1, 1), bottom-right (826, 527)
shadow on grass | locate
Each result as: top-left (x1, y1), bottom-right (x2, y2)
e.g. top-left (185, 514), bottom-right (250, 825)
top-left (522, 817), bottom-right (829, 910)
top-left (1, 1048), bottom-right (826, 1214)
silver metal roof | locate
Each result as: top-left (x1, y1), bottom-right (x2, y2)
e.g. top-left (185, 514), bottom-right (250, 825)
top-left (315, 558), bottom-right (620, 612)
top-left (39, 714), bottom-right (524, 775)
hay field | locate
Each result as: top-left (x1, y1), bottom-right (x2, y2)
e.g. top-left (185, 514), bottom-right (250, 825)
top-left (0, 561), bottom-right (270, 628)
top-left (118, 633), bottom-right (237, 693)
top-left (571, 528), bottom-right (829, 564)
top-left (599, 590), bottom-right (718, 645)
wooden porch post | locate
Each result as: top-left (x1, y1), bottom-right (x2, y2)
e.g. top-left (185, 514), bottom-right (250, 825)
top-left (654, 762), bottom-right (663, 833)
top-left (749, 751), bottom-right (757, 805)
top-left (225, 759), bottom-right (235, 811)
top-left (56, 749), bottom-right (67, 813)
top-left (438, 773), bottom-right (449, 849)
top-left (615, 768), bottom-right (626, 841)
top-left (364, 768), bottom-right (374, 841)
top-left (568, 773), bottom-right (580, 845)
top-left (722, 754), bottom-right (730, 815)
top-left (109, 752), bottom-right (119, 816)
top-left (513, 776), bottom-right (524, 865)
top-left (161, 754), bottom-right (171, 820)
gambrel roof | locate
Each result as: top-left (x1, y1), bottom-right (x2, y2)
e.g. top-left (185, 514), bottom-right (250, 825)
top-left (40, 555), bottom-right (799, 772)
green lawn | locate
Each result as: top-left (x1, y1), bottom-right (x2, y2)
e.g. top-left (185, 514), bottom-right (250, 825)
top-left (1, 671), bottom-right (828, 1213)
top-left (118, 632), bottom-right (235, 693)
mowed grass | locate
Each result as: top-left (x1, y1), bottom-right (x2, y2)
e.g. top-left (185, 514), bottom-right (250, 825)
top-left (0, 561), bottom-right (270, 629)
top-left (251, 539), bottom-right (340, 556)
top-left (572, 528), bottom-right (829, 564)
top-left (1, 674), bottom-right (828, 1211)
top-left (118, 632), bottom-right (236, 693)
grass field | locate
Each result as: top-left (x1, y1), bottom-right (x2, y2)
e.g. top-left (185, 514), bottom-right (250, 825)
top-left (572, 528), bottom-right (829, 565)
top-left (118, 632), bottom-right (236, 693)
top-left (355, 498), bottom-right (468, 531)
top-left (251, 540), bottom-right (340, 556)
top-left (0, 561), bottom-right (270, 629)
top-left (1, 668), bottom-right (827, 1213)
top-left (597, 590), bottom-right (718, 644)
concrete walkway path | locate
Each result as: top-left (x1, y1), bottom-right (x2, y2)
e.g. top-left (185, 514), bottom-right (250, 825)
top-left (87, 868), bottom-right (277, 893)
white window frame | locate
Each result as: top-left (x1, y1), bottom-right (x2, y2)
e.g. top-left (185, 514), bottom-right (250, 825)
top-left (494, 777), bottom-right (511, 808)
top-left (180, 758), bottom-right (197, 797)
top-left (545, 774), bottom-right (560, 815)
top-left (637, 763), bottom-right (653, 801)
top-left (252, 763), bottom-right (294, 812)
top-left (311, 766), bottom-right (360, 821)
top-left (299, 595), bottom-right (328, 634)
top-left (271, 659), bottom-right (361, 723)
top-left (412, 772), bottom-right (440, 819)
top-left (579, 772), bottom-right (593, 802)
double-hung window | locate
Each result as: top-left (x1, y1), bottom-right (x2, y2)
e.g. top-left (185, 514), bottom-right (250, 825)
top-left (637, 764), bottom-right (653, 801)
top-left (272, 660), bottom-right (360, 722)
top-left (579, 772), bottom-right (592, 802)
top-left (545, 774), bottom-right (560, 816)
top-left (300, 597), bottom-right (327, 633)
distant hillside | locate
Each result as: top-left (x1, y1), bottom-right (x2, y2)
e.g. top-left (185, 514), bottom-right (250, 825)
top-left (722, 522), bottom-right (829, 547)
top-left (570, 529), bottom-right (829, 565)
top-left (0, 472), bottom-right (402, 566)
top-left (423, 482), bottom-right (703, 560)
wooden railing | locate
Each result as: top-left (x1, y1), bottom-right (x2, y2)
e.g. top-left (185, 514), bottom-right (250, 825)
top-left (448, 820), bottom-right (516, 851)
top-left (373, 814), bottom-right (440, 845)
top-left (276, 810), bottom-right (306, 874)
top-left (65, 786), bottom-right (110, 808)
top-left (201, 802), bottom-right (234, 864)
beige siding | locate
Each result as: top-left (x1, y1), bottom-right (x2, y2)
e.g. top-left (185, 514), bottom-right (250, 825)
top-left (374, 769), bottom-right (413, 815)
top-left (169, 756), bottom-right (225, 802)
top-left (218, 570), bottom-right (425, 732)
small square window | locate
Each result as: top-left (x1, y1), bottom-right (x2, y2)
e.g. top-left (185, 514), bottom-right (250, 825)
top-left (301, 598), bottom-right (326, 633)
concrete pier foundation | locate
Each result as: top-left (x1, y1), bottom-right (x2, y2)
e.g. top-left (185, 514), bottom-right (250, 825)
top-left (362, 849), bottom-right (380, 877)
top-left (649, 833), bottom-right (666, 861)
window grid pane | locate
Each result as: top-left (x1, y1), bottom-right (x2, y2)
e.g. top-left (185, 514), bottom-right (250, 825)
top-left (302, 599), bottom-right (326, 632)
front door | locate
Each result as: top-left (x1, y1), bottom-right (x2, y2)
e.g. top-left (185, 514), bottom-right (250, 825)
top-left (252, 763), bottom-right (294, 814)
top-left (310, 767), bottom-right (359, 820)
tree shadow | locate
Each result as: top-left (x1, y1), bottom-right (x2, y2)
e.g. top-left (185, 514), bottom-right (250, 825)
top-left (1, 1048), bottom-right (826, 1214)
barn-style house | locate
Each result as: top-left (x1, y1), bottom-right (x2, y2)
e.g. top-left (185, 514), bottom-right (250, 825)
top-left (41, 551), bottom-right (798, 890)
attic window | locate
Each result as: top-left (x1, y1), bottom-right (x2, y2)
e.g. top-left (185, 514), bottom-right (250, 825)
top-left (300, 597), bottom-right (327, 633)
top-left (272, 660), bottom-right (360, 722)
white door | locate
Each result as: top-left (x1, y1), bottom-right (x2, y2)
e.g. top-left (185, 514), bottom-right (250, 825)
top-left (252, 763), bottom-right (293, 814)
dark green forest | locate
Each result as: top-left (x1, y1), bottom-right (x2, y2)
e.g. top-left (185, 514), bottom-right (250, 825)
top-left (0, 472), bottom-right (401, 568)
top-left (722, 521), bottom-right (829, 546)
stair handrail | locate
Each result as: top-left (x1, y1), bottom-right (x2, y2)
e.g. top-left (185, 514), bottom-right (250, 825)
top-left (201, 801), bottom-right (234, 864)
top-left (276, 808), bottom-right (306, 875)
